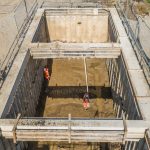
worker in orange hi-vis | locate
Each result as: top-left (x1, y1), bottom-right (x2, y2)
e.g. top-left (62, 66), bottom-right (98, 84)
top-left (44, 66), bottom-right (50, 81)
top-left (83, 93), bottom-right (90, 110)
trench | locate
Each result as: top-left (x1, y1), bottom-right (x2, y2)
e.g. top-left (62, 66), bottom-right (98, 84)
top-left (26, 58), bottom-right (121, 150)
top-left (1, 53), bottom-right (141, 150)
top-left (0, 8), bottom-right (143, 150)
top-left (7, 54), bottom-right (140, 150)
top-left (36, 58), bottom-right (114, 118)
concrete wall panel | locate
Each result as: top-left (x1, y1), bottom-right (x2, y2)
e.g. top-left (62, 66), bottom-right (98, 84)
top-left (32, 17), bottom-right (48, 42)
top-left (46, 15), bottom-right (108, 43)
top-left (106, 57), bottom-right (142, 120)
top-left (0, 57), bottom-right (46, 149)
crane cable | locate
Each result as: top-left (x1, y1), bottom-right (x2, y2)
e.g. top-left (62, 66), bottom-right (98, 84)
top-left (83, 57), bottom-right (89, 93)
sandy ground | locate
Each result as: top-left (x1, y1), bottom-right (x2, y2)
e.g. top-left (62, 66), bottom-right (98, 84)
top-left (48, 58), bottom-right (110, 86)
top-left (0, 0), bottom-right (20, 5)
top-left (44, 58), bottom-right (114, 118)
top-left (0, 0), bottom-right (21, 65)
top-left (0, 0), bottom-right (36, 67)
top-left (30, 58), bottom-right (118, 150)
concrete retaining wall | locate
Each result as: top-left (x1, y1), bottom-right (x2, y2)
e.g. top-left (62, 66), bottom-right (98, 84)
top-left (0, 54), bottom-right (46, 150)
top-left (108, 11), bottom-right (142, 120)
top-left (32, 16), bottom-right (48, 42)
top-left (106, 56), bottom-right (146, 149)
top-left (107, 8), bottom-right (150, 150)
top-left (0, 7), bottom-right (149, 149)
top-left (3, 58), bottom-right (46, 118)
top-left (107, 57), bottom-right (142, 119)
top-left (33, 10), bottom-right (109, 43)
top-left (46, 15), bottom-right (108, 43)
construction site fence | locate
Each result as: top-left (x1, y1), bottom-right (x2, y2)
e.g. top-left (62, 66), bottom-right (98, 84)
top-left (116, 1), bottom-right (150, 86)
top-left (0, 0), bottom-right (38, 89)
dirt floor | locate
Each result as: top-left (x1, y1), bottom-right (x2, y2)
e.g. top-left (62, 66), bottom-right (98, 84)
top-left (43, 58), bottom-right (115, 118)
top-left (30, 58), bottom-right (119, 150)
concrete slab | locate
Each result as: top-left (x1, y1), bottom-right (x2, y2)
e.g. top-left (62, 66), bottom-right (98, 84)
top-left (120, 37), bottom-right (141, 70)
top-left (127, 120), bottom-right (149, 133)
top-left (137, 97), bottom-right (150, 120)
top-left (110, 9), bottom-right (141, 70)
top-left (0, 0), bottom-right (20, 13)
top-left (128, 70), bottom-right (150, 97)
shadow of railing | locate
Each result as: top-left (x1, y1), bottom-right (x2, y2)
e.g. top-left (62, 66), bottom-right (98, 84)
top-left (46, 86), bottom-right (112, 99)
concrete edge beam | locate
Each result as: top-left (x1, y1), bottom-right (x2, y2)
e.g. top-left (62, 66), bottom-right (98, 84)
top-left (119, 37), bottom-right (141, 70)
top-left (0, 119), bottom-right (149, 142)
top-left (128, 70), bottom-right (150, 97)
top-left (137, 97), bottom-right (150, 120)
top-left (110, 8), bottom-right (150, 124)
top-left (109, 8), bottom-right (127, 37)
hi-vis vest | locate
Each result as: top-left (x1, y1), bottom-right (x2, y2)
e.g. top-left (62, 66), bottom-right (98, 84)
top-left (44, 68), bottom-right (49, 79)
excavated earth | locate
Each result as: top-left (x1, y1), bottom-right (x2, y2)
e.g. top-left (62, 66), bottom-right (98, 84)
top-left (30, 58), bottom-right (120, 150)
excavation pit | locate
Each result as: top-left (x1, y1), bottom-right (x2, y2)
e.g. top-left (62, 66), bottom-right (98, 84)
top-left (30, 58), bottom-right (117, 149)
top-left (32, 9), bottom-right (112, 43)
top-left (0, 7), bottom-right (147, 150)
top-left (36, 58), bottom-right (115, 119)
top-left (30, 8), bottom-right (118, 119)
